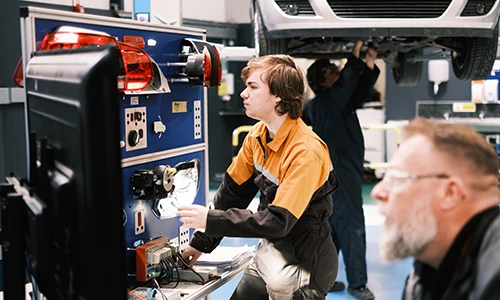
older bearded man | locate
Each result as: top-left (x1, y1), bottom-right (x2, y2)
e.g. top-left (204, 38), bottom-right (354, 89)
top-left (371, 117), bottom-right (500, 300)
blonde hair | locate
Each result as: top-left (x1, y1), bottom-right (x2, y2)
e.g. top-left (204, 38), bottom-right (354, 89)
top-left (403, 117), bottom-right (498, 176)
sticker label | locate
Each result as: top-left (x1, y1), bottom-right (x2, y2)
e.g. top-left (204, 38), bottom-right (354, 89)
top-left (452, 103), bottom-right (476, 113)
top-left (172, 101), bottom-right (187, 113)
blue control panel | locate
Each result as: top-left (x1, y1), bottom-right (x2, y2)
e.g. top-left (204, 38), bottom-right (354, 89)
top-left (32, 16), bottom-right (210, 288)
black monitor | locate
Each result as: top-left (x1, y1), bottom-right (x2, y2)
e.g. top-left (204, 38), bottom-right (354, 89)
top-left (1, 46), bottom-right (127, 299)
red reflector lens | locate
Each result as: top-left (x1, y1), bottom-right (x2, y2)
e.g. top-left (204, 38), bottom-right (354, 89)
top-left (203, 48), bottom-right (212, 87)
top-left (41, 32), bottom-right (117, 50)
top-left (117, 42), bottom-right (153, 91)
top-left (213, 46), bottom-right (222, 86)
top-left (123, 36), bottom-right (146, 48)
top-left (15, 27), bottom-right (154, 92)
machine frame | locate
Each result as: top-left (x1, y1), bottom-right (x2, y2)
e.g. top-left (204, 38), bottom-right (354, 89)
top-left (18, 6), bottom-right (214, 290)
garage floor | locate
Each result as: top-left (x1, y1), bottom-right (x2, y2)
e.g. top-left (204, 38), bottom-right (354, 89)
top-left (208, 182), bottom-right (414, 300)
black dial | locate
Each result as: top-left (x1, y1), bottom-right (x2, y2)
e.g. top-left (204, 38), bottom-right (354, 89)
top-left (128, 130), bottom-right (140, 146)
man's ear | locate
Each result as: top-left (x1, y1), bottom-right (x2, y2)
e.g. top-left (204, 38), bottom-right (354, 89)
top-left (441, 177), bottom-right (465, 211)
top-left (274, 95), bottom-right (281, 103)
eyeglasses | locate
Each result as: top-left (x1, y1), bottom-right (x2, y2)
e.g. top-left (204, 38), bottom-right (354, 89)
top-left (381, 169), bottom-right (450, 192)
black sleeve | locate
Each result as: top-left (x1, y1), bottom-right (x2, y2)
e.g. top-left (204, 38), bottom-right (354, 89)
top-left (308, 55), bottom-right (366, 123)
top-left (211, 172), bottom-right (259, 211)
top-left (350, 63), bottom-right (381, 109)
top-left (332, 54), bottom-right (366, 112)
top-left (189, 173), bottom-right (258, 253)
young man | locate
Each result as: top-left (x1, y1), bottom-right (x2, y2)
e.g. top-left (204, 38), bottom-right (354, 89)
top-left (305, 40), bottom-right (379, 300)
top-left (178, 54), bottom-right (340, 299)
top-left (371, 117), bottom-right (500, 300)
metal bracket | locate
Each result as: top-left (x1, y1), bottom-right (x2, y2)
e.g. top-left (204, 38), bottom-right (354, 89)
top-left (406, 49), bottom-right (451, 62)
top-left (0, 87), bottom-right (25, 105)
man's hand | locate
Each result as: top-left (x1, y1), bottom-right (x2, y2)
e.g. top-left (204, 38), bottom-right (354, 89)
top-left (178, 204), bottom-right (209, 229)
top-left (352, 40), bottom-right (363, 58)
top-left (181, 246), bottom-right (203, 267)
top-left (365, 47), bottom-right (377, 70)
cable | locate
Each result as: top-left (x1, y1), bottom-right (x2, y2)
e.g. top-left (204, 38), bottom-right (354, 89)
top-left (157, 258), bottom-right (173, 285)
top-left (25, 254), bottom-right (41, 300)
top-left (168, 255), bottom-right (180, 288)
top-left (209, 274), bottom-right (221, 280)
top-left (152, 278), bottom-right (169, 300)
top-left (156, 255), bottom-right (181, 288)
top-left (175, 252), bottom-right (206, 284)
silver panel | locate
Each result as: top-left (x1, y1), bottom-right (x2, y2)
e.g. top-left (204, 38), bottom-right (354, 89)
top-left (0, 87), bottom-right (25, 104)
top-left (0, 88), bottom-right (9, 104)
top-left (11, 87), bottom-right (25, 103)
top-left (121, 144), bottom-right (206, 168)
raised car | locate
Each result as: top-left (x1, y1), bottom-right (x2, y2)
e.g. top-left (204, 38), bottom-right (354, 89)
top-left (252, 0), bottom-right (500, 86)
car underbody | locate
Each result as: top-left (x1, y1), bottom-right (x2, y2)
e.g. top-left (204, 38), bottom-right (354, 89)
top-left (255, 27), bottom-right (499, 87)
top-left (252, 0), bottom-right (500, 87)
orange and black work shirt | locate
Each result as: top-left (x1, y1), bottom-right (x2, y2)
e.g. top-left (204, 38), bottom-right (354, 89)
top-left (190, 116), bottom-right (339, 270)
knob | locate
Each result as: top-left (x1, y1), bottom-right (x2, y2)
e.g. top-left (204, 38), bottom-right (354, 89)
top-left (128, 130), bottom-right (140, 146)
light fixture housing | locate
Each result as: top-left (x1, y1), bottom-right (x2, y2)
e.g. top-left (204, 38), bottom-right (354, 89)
top-left (13, 26), bottom-right (155, 92)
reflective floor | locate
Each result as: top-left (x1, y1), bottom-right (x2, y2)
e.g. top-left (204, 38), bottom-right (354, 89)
top-left (209, 182), bottom-right (414, 300)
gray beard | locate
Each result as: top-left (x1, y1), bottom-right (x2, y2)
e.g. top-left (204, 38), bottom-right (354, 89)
top-left (379, 201), bottom-right (437, 263)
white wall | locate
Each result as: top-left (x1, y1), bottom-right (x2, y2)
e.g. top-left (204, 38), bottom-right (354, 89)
top-left (122, 0), bottom-right (251, 23)
top-left (182, 0), bottom-right (226, 22)
top-left (152, 0), bottom-right (181, 25)
top-left (225, 0), bottom-right (251, 23)
top-left (182, 0), bottom-right (251, 23)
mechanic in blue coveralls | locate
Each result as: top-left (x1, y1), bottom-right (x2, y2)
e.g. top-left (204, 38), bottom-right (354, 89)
top-left (305, 40), bottom-right (379, 300)
top-left (178, 54), bottom-right (340, 299)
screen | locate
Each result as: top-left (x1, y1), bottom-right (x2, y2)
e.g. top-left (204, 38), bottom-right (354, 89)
top-left (19, 45), bottom-right (127, 299)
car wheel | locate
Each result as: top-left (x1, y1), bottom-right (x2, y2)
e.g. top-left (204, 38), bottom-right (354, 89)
top-left (254, 5), bottom-right (287, 56)
top-left (451, 25), bottom-right (498, 81)
top-left (392, 52), bottom-right (423, 87)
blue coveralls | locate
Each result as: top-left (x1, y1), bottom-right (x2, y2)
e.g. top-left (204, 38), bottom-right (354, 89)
top-left (307, 54), bottom-right (380, 288)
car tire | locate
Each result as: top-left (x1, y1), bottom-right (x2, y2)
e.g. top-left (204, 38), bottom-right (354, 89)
top-left (392, 52), bottom-right (423, 87)
top-left (254, 6), bottom-right (287, 56)
top-left (451, 25), bottom-right (498, 81)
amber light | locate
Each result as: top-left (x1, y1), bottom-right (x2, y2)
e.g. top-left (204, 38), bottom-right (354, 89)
top-left (13, 28), bottom-right (153, 91)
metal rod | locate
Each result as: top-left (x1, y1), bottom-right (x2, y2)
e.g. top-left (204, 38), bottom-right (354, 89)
top-left (170, 78), bottom-right (189, 83)
top-left (167, 62), bottom-right (187, 67)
